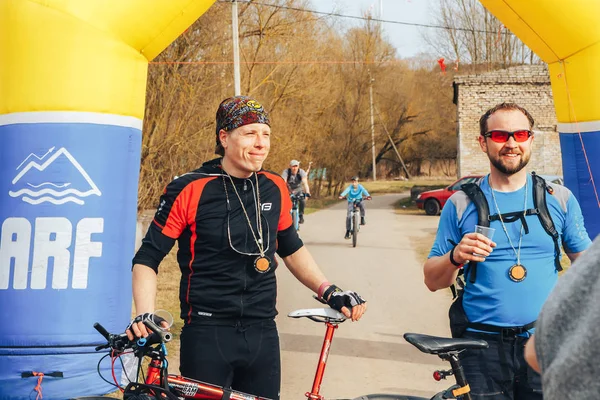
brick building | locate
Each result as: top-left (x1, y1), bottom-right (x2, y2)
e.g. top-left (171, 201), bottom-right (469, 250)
top-left (453, 65), bottom-right (562, 177)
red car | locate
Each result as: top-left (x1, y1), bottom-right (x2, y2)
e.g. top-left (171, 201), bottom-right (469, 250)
top-left (416, 175), bottom-right (483, 215)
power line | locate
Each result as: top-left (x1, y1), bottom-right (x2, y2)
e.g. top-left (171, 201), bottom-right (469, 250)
top-left (149, 60), bottom-right (409, 65)
top-left (217, 0), bottom-right (512, 35)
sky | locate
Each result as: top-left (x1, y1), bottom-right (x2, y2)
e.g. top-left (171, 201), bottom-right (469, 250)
top-left (310, 0), bottom-right (439, 58)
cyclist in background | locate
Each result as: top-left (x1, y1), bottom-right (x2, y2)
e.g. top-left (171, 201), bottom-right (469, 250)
top-left (281, 159), bottom-right (310, 224)
top-left (339, 176), bottom-right (371, 239)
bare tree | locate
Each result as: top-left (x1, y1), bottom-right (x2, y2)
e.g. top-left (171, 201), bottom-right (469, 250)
top-left (425, 0), bottom-right (540, 69)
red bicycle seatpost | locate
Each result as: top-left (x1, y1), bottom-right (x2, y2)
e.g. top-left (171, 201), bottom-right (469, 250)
top-left (306, 322), bottom-right (338, 400)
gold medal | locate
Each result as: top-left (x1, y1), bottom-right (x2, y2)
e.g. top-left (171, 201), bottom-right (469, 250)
top-left (223, 170), bottom-right (272, 274)
top-left (508, 264), bottom-right (527, 282)
top-left (254, 256), bottom-right (271, 273)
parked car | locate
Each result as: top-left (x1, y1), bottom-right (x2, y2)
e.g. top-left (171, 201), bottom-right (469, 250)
top-left (416, 175), bottom-right (483, 216)
top-left (416, 174), bottom-right (564, 216)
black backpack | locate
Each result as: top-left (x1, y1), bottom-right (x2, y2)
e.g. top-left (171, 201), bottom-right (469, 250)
top-left (286, 168), bottom-right (303, 190)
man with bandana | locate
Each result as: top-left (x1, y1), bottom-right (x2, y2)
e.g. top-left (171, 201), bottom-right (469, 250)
top-left (423, 102), bottom-right (591, 399)
top-left (127, 96), bottom-right (367, 399)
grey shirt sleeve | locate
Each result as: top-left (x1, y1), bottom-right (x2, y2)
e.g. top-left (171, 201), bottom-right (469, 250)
top-left (535, 236), bottom-right (600, 399)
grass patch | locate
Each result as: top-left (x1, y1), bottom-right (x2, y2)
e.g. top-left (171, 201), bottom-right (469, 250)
top-left (392, 195), bottom-right (426, 216)
top-left (304, 197), bottom-right (340, 214)
top-left (301, 178), bottom-right (454, 215)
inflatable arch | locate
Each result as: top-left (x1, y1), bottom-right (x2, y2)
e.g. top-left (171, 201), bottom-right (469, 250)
top-left (480, 0), bottom-right (600, 239)
top-left (0, 1), bottom-right (215, 397)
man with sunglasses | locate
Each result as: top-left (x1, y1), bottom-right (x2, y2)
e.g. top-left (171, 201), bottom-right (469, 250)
top-left (126, 96), bottom-right (367, 400)
top-left (424, 102), bottom-right (591, 399)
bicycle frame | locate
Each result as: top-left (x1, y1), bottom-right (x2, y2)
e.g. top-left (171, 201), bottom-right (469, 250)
top-left (94, 310), bottom-right (485, 400)
top-left (290, 193), bottom-right (305, 231)
top-left (141, 323), bottom-right (339, 400)
top-left (307, 322), bottom-right (338, 399)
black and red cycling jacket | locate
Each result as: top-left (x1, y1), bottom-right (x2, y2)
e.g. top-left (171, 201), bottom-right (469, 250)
top-left (133, 158), bottom-right (303, 325)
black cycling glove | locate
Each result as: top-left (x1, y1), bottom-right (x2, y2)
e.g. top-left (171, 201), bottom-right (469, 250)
top-left (127, 313), bottom-right (168, 332)
top-left (322, 284), bottom-right (366, 312)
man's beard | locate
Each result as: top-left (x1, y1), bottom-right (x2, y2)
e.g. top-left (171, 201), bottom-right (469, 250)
top-left (488, 151), bottom-right (530, 175)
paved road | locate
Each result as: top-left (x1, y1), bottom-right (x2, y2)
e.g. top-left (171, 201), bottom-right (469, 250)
top-left (275, 194), bottom-right (452, 399)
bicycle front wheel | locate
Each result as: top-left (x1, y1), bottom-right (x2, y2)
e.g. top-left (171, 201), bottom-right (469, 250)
top-left (292, 209), bottom-right (299, 230)
top-left (352, 212), bottom-right (359, 247)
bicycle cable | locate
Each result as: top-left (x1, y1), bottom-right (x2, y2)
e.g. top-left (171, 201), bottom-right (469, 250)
top-left (96, 353), bottom-right (123, 389)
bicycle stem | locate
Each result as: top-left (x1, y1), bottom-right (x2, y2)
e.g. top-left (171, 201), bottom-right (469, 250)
top-left (306, 322), bottom-right (338, 400)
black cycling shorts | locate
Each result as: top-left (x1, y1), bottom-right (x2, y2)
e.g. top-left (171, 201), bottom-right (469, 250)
top-left (180, 319), bottom-right (281, 400)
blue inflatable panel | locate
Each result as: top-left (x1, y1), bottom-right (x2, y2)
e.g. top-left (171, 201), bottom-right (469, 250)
top-left (560, 130), bottom-right (600, 241)
top-left (0, 119), bottom-right (141, 398)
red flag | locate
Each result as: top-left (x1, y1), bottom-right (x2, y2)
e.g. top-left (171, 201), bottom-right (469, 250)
top-left (437, 58), bottom-right (447, 73)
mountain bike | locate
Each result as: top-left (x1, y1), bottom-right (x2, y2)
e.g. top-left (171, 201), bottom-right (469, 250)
top-left (88, 305), bottom-right (487, 400)
top-left (346, 197), bottom-right (370, 247)
top-left (290, 192), bottom-right (309, 231)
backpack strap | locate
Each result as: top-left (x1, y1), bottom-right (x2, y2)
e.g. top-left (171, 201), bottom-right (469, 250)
top-left (460, 182), bottom-right (490, 283)
top-left (532, 172), bottom-right (563, 272)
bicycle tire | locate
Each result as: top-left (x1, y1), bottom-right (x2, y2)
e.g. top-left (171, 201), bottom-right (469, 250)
top-left (351, 395), bottom-right (428, 400)
top-left (71, 397), bottom-right (125, 400)
top-left (352, 212), bottom-right (359, 247)
top-left (292, 209), bottom-right (299, 231)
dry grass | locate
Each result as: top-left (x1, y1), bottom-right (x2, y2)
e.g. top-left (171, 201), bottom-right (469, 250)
top-left (360, 178), bottom-right (454, 195)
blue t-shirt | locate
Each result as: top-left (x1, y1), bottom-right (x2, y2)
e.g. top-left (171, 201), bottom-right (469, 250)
top-left (429, 174), bottom-right (591, 328)
top-left (341, 184), bottom-right (370, 202)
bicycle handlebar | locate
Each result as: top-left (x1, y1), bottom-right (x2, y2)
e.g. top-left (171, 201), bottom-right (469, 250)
top-left (93, 318), bottom-right (172, 353)
top-left (339, 196), bottom-right (371, 202)
top-left (93, 322), bottom-right (130, 352)
top-left (290, 192), bottom-right (309, 199)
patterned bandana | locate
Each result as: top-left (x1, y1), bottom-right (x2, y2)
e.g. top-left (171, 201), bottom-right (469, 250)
top-left (215, 96), bottom-right (271, 146)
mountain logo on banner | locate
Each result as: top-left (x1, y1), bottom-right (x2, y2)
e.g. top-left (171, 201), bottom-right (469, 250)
top-left (8, 147), bottom-right (102, 205)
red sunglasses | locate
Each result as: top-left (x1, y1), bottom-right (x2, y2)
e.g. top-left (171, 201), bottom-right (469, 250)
top-left (483, 129), bottom-right (533, 143)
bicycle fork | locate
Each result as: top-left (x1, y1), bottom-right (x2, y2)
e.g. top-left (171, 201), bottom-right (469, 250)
top-left (306, 322), bottom-right (338, 400)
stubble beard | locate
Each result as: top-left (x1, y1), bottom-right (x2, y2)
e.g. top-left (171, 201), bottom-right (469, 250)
top-left (489, 151), bottom-right (531, 175)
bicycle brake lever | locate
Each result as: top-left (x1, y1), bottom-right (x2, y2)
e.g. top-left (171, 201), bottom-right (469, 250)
top-left (95, 343), bottom-right (110, 351)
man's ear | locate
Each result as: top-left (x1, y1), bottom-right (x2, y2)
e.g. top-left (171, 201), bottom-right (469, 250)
top-left (478, 135), bottom-right (487, 153)
top-left (219, 129), bottom-right (228, 150)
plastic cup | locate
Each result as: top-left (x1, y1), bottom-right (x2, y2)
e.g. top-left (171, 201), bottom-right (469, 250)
top-left (474, 225), bottom-right (495, 257)
top-left (152, 309), bottom-right (174, 331)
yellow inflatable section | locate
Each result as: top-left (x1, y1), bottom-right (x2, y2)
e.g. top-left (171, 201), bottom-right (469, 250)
top-left (480, 0), bottom-right (600, 122)
top-left (0, 1), bottom-right (215, 397)
top-left (0, 0), bottom-right (216, 119)
top-left (480, 0), bottom-right (600, 239)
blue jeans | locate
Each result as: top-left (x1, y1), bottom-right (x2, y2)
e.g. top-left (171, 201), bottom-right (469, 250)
top-left (459, 331), bottom-right (542, 399)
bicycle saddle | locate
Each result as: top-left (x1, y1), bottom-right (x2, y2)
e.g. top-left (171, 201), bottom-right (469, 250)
top-left (288, 308), bottom-right (346, 323)
top-left (404, 333), bottom-right (488, 354)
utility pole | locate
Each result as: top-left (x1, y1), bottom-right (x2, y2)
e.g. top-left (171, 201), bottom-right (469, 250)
top-left (369, 73), bottom-right (376, 181)
top-left (375, 105), bottom-right (412, 179)
top-left (231, 0), bottom-right (241, 96)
